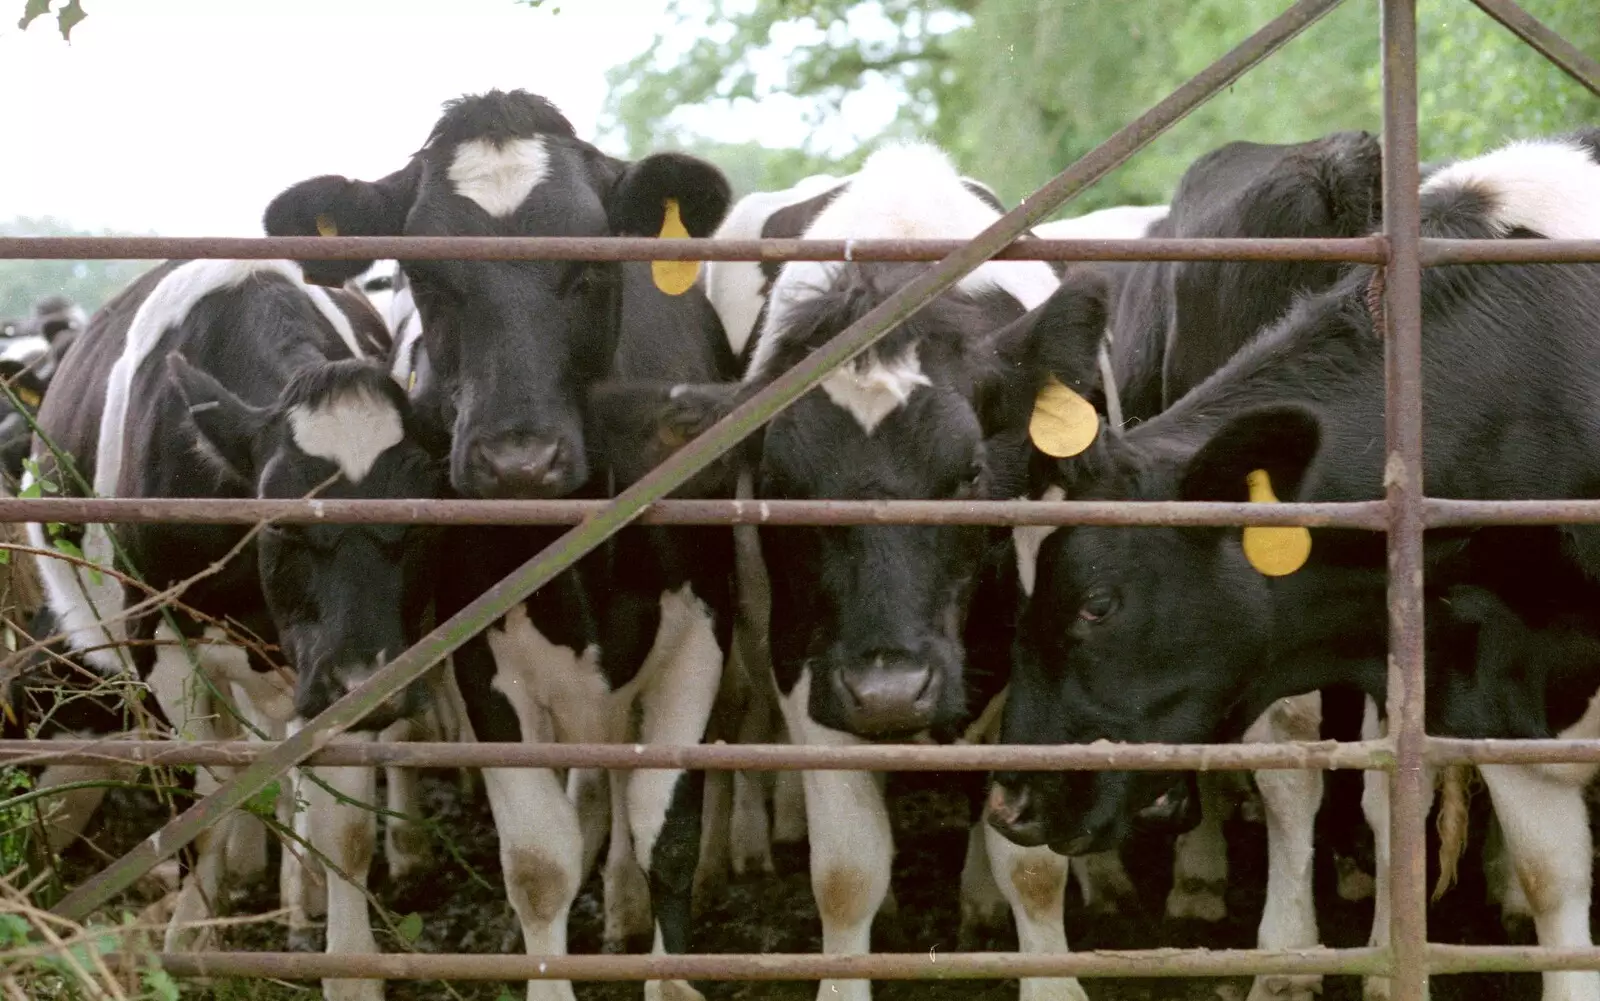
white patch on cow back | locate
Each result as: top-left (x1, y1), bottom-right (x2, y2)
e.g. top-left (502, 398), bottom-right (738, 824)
top-left (817, 345), bottom-right (933, 434)
top-left (703, 174), bottom-right (849, 359)
top-left (747, 142), bottom-right (1060, 415)
top-left (1013, 485), bottom-right (1066, 597)
top-left (1422, 137), bottom-right (1600, 240)
top-left (303, 284), bottom-right (364, 361)
top-left (1033, 205), bottom-right (1169, 241)
top-left (287, 390), bottom-right (404, 484)
top-left (449, 137), bottom-right (550, 218)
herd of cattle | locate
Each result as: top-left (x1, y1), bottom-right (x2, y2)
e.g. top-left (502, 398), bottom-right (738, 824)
top-left (3, 88), bottom-right (1600, 1001)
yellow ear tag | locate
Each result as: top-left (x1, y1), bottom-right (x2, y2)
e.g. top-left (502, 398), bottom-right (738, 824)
top-left (1241, 468), bottom-right (1311, 577)
top-left (16, 387), bottom-right (41, 408)
top-left (1029, 375), bottom-right (1099, 458)
top-left (407, 371), bottom-right (417, 392)
top-left (651, 198), bottom-right (699, 296)
top-left (315, 214), bottom-right (338, 237)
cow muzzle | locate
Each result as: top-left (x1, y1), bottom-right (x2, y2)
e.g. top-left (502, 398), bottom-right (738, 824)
top-left (827, 655), bottom-right (942, 738)
top-left (463, 432), bottom-right (581, 499)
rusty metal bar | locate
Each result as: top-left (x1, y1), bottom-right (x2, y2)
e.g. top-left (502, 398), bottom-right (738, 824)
top-left (1467, 0), bottom-right (1600, 98)
top-left (0, 497), bottom-right (1389, 528)
top-left (0, 738), bottom-right (1391, 772)
top-left (1422, 238), bottom-right (1600, 265)
top-left (1428, 737), bottom-right (1600, 766)
top-left (148, 948), bottom-right (1389, 981)
top-left (0, 235), bottom-right (1385, 263)
top-left (48, 0), bottom-right (1352, 926)
top-left (1430, 945), bottom-right (1600, 975)
top-left (1380, 2), bottom-right (1429, 1000)
top-left (1426, 498), bottom-right (1600, 527)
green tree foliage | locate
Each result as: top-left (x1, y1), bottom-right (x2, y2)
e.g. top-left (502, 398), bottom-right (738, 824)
top-left (604, 0), bottom-right (1600, 209)
top-left (0, 218), bottom-right (150, 321)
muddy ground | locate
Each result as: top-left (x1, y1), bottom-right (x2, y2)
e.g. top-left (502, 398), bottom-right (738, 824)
top-left (63, 768), bottom-right (1562, 1000)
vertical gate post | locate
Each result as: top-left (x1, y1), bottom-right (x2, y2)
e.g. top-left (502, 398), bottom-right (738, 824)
top-left (1380, 1), bottom-right (1429, 999)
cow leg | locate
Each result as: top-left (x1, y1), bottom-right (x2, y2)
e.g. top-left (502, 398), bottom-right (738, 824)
top-left (569, 766), bottom-right (610, 889)
top-left (626, 585), bottom-right (723, 1001)
top-left (985, 827), bottom-right (1087, 1001)
top-left (1478, 753), bottom-right (1600, 1001)
top-left (1484, 812), bottom-right (1535, 923)
top-left (1245, 693), bottom-right (1323, 1001)
top-left (1359, 698), bottom-right (1394, 1001)
top-left (781, 671), bottom-right (892, 1001)
top-left (958, 822), bottom-right (1009, 947)
top-left (605, 768), bottom-right (654, 954)
top-left (1165, 774), bottom-right (1230, 922)
top-left (1068, 851), bottom-right (1136, 916)
top-left (303, 738), bottom-right (383, 1001)
top-left (380, 719), bottom-right (427, 884)
top-left (773, 763), bottom-right (808, 845)
top-left (281, 755), bottom-right (327, 953)
top-left (729, 659), bottom-right (775, 878)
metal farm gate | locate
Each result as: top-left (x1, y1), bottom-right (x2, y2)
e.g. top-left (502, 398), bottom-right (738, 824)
top-left (3, 1), bottom-right (1600, 997)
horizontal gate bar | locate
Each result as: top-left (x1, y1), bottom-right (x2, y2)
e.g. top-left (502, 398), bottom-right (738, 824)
top-left (0, 235), bottom-right (1598, 264)
top-left (1467, 0), bottom-right (1600, 98)
top-left (13, 496), bottom-right (1600, 528)
top-left (145, 947), bottom-right (1390, 981)
top-left (1430, 944), bottom-right (1600, 975)
top-left (0, 497), bottom-right (1390, 528)
top-left (41, 0), bottom-right (1358, 925)
top-left (0, 739), bottom-right (1392, 771)
top-left (0, 235), bottom-right (1386, 263)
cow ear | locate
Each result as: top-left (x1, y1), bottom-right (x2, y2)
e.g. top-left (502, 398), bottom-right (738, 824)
top-left (263, 159), bottom-right (421, 288)
top-left (165, 354), bottom-right (268, 481)
top-left (994, 268), bottom-right (1110, 460)
top-left (606, 152), bottom-right (733, 238)
top-left (1179, 405), bottom-right (1321, 504)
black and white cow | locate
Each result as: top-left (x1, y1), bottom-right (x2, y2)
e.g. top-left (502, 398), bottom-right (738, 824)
top-left (1023, 133), bottom-right (1386, 1001)
top-left (987, 133), bottom-right (1600, 1001)
top-left (25, 257), bottom-right (439, 1001)
top-left (683, 142), bottom-right (1113, 1001)
top-left (265, 90), bottom-right (737, 1001)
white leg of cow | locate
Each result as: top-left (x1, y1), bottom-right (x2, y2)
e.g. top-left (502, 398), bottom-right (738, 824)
top-left (1245, 693), bottom-right (1323, 1001)
top-left (303, 740), bottom-right (383, 1001)
top-left (281, 758), bottom-right (327, 953)
top-left (958, 823), bottom-right (1009, 946)
top-left (379, 719), bottom-right (427, 884)
top-left (1479, 758), bottom-right (1600, 1001)
top-left (627, 586), bottom-right (723, 1001)
top-left (1166, 774), bottom-right (1230, 923)
top-left (1358, 698), bottom-right (1393, 1001)
top-left (604, 767), bottom-right (653, 953)
top-left (482, 762), bottom-right (582, 1001)
top-left (569, 766), bottom-right (610, 889)
top-left (781, 671), bottom-right (892, 1001)
top-left (985, 827), bottom-right (1088, 1001)
top-left (1484, 812), bottom-right (1534, 920)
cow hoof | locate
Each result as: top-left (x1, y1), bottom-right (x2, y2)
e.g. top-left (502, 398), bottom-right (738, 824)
top-left (1335, 855), bottom-right (1375, 902)
top-left (645, 979), bottom-right (705, 1001)
top-left (1247, 974), bottom-right (1323, 1001)
top-left (324, 979), bottom-right (385, 1001)
top-left (1165, 878), bottom-right (1228, 923)
top-left (1018, 978), bottom-right (1090, 1001)
top-left (288, 926), bottom-right (325, 953)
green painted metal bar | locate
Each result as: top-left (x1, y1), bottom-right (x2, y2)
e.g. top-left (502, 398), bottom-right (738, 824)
top-left (49, 0), bottom-right (1347, 925)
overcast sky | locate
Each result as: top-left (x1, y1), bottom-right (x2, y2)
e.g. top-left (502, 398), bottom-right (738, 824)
top-left (0, 1), bottom-right (734, 236)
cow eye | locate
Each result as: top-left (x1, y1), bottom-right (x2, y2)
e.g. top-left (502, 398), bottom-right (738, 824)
top-left (1078, 588), bottom-right (1118, 623)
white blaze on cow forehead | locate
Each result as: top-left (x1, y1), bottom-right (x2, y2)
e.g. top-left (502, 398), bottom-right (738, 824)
top-left (819, 345), bottom-right (933, 434)
top-left (449, 137), bottom-right (550, 218)
top-left (288, 389), bottom-right (404, 483)
top-left (1013, 485), bottom-right (1066, 598)
top-left (1422, 137), bottom-right (1600, 240)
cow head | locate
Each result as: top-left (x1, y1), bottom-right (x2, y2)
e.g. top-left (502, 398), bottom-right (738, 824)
top-left (264, 90), bottom-right (731, 499)
top-left (982, 277), bottom-right (1343, 853)
top-left (166, 355), bottom-right (443, 728)
top-left (735, 263), bottom-right (1101, 740)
